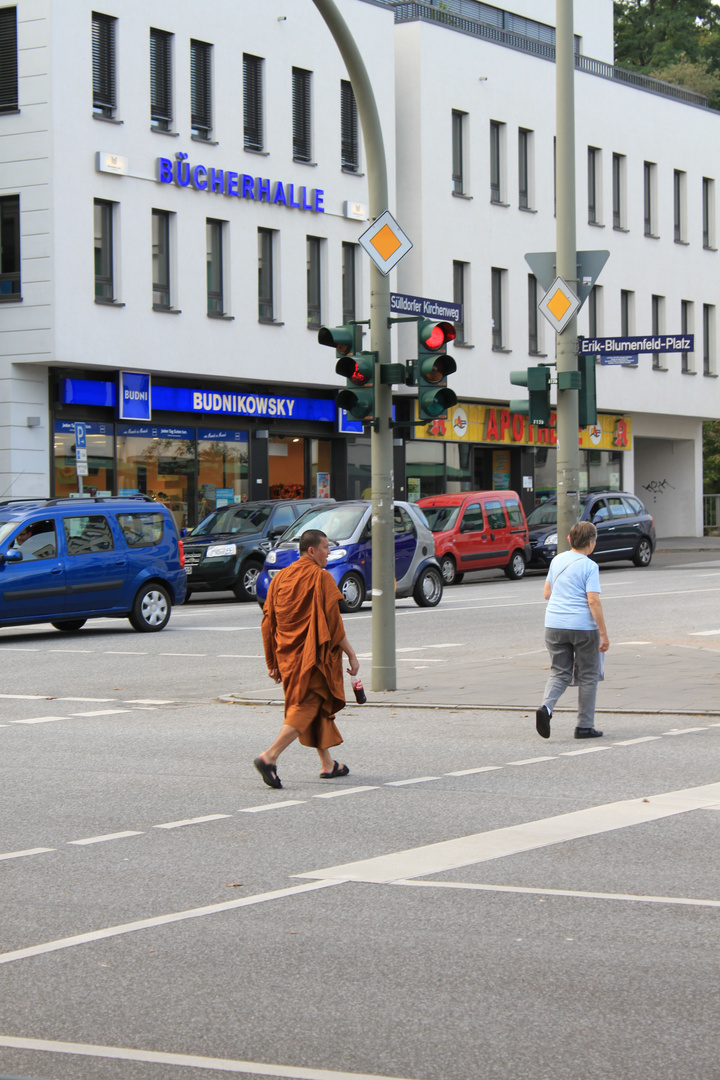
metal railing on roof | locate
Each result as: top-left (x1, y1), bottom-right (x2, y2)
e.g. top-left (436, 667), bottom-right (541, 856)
top-left (392, 1), bottom-right (712, 110)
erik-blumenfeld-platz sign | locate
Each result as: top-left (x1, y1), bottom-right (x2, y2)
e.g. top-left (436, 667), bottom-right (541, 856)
top-left (579, 334), bottom-right (694, 366)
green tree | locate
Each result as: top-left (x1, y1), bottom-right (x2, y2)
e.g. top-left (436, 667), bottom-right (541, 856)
top-left (703, 421), bottom-right (720, 493)
top-left (614, 0), bottom-right (720, 72)
top-left (647, 54), bottom-right (720, 108)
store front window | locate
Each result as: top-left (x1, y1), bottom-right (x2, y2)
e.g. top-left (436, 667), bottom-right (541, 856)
top-left (446, 442), bottom-right (472, 493)
top-left (269, 435), bottom-right (305, 499)
top-left (311, 438), bottom-right (332, 498)
top-left (197, 429), bottom-right (249, 521)
top-left (347, 436), bottom-right (370, 499)
top-left (53, 422), bottom-right (114, 498)
top-left (117, 425), bottom-right (195, 531)
top-left (406, 440), bottom-right (444, 500)
top-left (534, 447), bottom-right (623, 505)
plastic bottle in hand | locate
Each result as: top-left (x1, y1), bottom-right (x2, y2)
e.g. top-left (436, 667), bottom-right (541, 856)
top-left (351, 676), bottom-right (367, 704)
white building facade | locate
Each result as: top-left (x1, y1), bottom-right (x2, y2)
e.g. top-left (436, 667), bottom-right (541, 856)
top-left (1, 0), bottom-right (718, 535)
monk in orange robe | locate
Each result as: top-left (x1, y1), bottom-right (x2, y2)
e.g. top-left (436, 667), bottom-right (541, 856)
top-left (255, 529), bottom-right (360, 789)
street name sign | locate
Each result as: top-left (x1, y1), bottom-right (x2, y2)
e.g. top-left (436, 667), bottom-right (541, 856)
top-left (579, 334), bottom-right (694, 367)
top-left (390, 292), bottom-right (462, 322)
top-left (359, 210), bottom-right (413, 276)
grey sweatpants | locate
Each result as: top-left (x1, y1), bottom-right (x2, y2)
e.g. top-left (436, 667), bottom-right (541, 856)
top-left (542, 627), bottom-right (601, 729)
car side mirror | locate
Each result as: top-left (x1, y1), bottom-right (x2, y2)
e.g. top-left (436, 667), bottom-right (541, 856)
top-left (1, 548), bottom-right (22, 563)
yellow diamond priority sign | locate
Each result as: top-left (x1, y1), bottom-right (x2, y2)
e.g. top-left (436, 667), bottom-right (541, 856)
top-left (358, 210), bottom-right (413, 276)
top-left (538, 275), bottom-right (580, 334)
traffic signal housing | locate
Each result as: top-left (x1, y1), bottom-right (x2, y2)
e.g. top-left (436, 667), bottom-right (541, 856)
top-left (510, 366), bottom-right (552, 426)
top-left (415, 319), bottom-right (458, 419)
top-left (577, 353), bottom-right (597, 427)
top-left (318, 323), bottom-right (375, 421)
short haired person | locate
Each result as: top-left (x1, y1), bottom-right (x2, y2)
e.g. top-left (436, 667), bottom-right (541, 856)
top-left (254, 529), bottom-right (360, 788)
top-left (536, 520), bottom-right (610, 740)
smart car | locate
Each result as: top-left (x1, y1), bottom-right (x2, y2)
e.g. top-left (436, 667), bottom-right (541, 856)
top-left (527, 491), bottom-right (656, 568)
top-left (255, 500), bottom-right (443, 613)
top-left (0, 495), bottom-right (185, 633)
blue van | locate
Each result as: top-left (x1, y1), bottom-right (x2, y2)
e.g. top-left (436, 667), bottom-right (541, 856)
top-left (0, 496), bottom-right (186, 633)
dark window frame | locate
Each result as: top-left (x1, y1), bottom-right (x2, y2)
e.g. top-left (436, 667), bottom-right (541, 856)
top-left (152, 208), bottom-right (171, 309)
top-left (702, 177), bottom-right (713, 249)
top-left (681, 298), bottom-right (692, 373)
top-left (341, 80), bottom-right (359, 173)
top-left (587, 146), bottom-right (598, 224)
top-left (703, 303), bottom-right (714, 376)
top-left (518, 127), bottom-right (530, 209)
top-left (674, 168), bottom-right (686, 243)
top-left (94, 199), bottom-right (114, 302)
top-left (491, 266), bottom-right (504, 349)
top-left (453, 260), bottom-right (466, 344)
top-left (0, 193), bottom-right (21, 299)
top-left (206, 218), bottom-right (224, 316)
top-left (490, 120), bottom-right (502, 203)
top-left (528, 273), bottom-right (539, 354)
top-left (620, 289), bottom-right (632, 336)
top-left (644, 161), bottom-right (654, 236)
top-left (306, 235), bottom-right (322, 329)
top-left (452, 110), bottom-right (465, 195)
top-left (258, 227), bottom-right (274, 322)
top-left (150, 27), bottom-right (173, 131)
top-left (613, 152), bottom-right (624, 230)
top-left (651, 293), bottom-right (663, 369)
top-left (191, 39), bottom-right (213, 140)
top-left (91, 11), bottom-right (116, 119)
top-left (342, 242), bottom-right (356, 324)
top-left (243, 54), bottom-right (264, 152)
top-left (292, 67), bottom-right (312, 164)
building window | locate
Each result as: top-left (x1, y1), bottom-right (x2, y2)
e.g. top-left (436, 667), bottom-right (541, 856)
top-left (651, 294), bottom-right (664, 369)
top-left (452, 110), bottom-right (465, 195)
top-left (588, 146), bottom-right (600, 224)
top-left (681, 299), bottom-right (694, 373)
top-left (453, 260), bottom-right (467, 344)
top-left (258, 227), bottom-right (274, 322)
top-left (613, 152), bottom-right (625, 229)
top-left (93, 199), bottom-right (114, 302)
top-left (620, 289), bottom-right (633, 336)
top-left (674, 169), bottom-right (687, 243)
top-left (190, 40), bottom-right (212, 140)
top-left (703, 303), bottom-right (715, 376)
top-left (342, 242), bottom-right (356, 324)
top-left (490, 121), bottom-right (504, 203)
top-left (341, 80), bottom-right (359, 173)
top-left (292, 67), bottom-right (312, 164)
top-left (703, 177), bottom-right (715, 249)
top-left (306, 236), bottom-right (322, 329)
top-left (588, 285), bottom-right (602, 339)
top-left (243, 54), bottom-right (264, 152)
top-left (150, 28), bottom-right (173, 131)
top-left (643, 161), bottom-right (657, 236)
top-left (0, 194), bottom-right (20, 298)
top-left (91, 12), bottom-right (116, 119)
top-left (491, 267), bottom-right (505, 349)
top-left (206, 219), bottom-right (224, 316)
top-left (518, 128), bottom-right (532, 209)
top-left (528, 274), bottom-right (539, 354)
top-left (152, 209), bottom-right (171, 309)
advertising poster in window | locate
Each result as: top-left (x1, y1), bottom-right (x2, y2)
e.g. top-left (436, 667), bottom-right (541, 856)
top-left (316, 472), bottom-right (330, 499)
top-left (492, 449), bottom-right (510, 489)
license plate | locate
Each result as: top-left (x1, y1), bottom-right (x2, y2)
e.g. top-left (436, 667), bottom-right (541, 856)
top-left (186, 566), bottom-right (192, 575)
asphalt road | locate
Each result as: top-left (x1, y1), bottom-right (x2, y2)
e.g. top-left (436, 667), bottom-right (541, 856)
top-left (1, 547), bottom-right (719, 1080)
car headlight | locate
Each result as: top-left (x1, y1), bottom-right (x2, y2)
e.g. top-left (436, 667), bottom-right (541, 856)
top-left (545, 533), bottom-right (558, 547)
top-left (206, 543), bottom-right (236, 558)
top-left (266, 550), bottom-right (277, 564)
top-left (326, 548), bottom-right (347, 562)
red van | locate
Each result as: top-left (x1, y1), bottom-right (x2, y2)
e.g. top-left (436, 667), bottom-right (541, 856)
top-left (416, 490), bottom-right (531, 585)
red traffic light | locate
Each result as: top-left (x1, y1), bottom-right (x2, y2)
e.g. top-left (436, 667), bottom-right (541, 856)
top-left (424, 321), bottom-right (456, 351)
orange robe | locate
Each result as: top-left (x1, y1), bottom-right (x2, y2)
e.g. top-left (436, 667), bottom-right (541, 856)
top-left (261, 558), bottom-right (347, 749)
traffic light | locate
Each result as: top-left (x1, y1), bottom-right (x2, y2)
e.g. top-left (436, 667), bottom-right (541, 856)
top-left (415, 319), bottom-right (458, 419)
top-left (577, 353), bottom-right (597, 427)
top-left (510, 366), bottom-right (552, 426)
top-left (318, 323), bottom-right (375, 421)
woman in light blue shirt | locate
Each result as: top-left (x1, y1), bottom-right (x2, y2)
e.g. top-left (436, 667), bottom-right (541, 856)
top-left (536, 520), bottom-right (610, 740)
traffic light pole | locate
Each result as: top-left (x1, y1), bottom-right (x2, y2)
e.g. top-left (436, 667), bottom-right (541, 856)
top-left (555, 0), bottom-right (581, 553)
top-left (311, 0), bottom-right (396, 691)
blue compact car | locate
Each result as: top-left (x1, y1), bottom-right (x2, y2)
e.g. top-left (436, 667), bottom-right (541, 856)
top-left (256, 500), bottom-right (443, 613)
top-left (0, 496), bottom-right (186, 633)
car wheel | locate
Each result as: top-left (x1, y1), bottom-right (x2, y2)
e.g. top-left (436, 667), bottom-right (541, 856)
top-left (632, 537), bottom-right (653, 567)
top-left (338, 572), bottom-right (365, 614)
top-left (413, 565), bottom-right (443, 607)
top-left (50, 619), bottom-right (87, 632)
top-left (129, 583), bottom-right (171, 632)
top-left (504, 550), bottom-right (526, 580)
top-left (440, 555), bottom-right (463, 586)
top-left (233, 560), bottom-right (264, 602)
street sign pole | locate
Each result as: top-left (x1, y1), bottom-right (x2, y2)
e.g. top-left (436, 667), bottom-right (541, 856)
top-left (555, 0), bottom-right (581, 554)
top-left (311, 0), bottom-right (396, 691)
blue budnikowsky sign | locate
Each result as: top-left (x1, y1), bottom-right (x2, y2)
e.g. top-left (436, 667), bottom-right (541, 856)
top-left (118, 371), bottom-right (152, 421)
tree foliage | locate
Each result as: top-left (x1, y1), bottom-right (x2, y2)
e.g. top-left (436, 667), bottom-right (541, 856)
top-left (703, 422), bottom-right (720, 494)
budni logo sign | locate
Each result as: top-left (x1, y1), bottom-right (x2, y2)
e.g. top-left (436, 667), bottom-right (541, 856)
top-left (119, 371), bottom-right (151, 422)
top-left (157, 154), bottom-right (325, 213)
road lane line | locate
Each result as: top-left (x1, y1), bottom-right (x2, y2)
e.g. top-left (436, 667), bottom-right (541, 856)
top-left (0, 694), bottom-right (49, 699)
top-left (0, 847), bottom-right (55, 862)
top-left (663, 727), bottom-right (708, 735)
top-left (70, 709), bottom-right (131, 717)
top-left (0, 880), bottom-right (343, 968)
top-left (393, 879), bottom-right (720, 909)
top-left (507, 756), bottom-right (556, 766)
top-left (10, 716), bottom-right (71, 725)
top-left (239, 801), bottom-right (305, 813)
top-left (560, 746), bottom-right (610, 756)
top-left (160, 652), bottom-right (207, 657)
top-left (49, 649), bottom-right (95, 654)
top-left (613, 736), bottom-right (663, 745)
top-left (0, 1033), bottom-right (419, 1080)
top-left (445, 766), bottom-right (503, 776)
top-left (296, 781), bottom-right (720, 884)
top-left (68, 831), bottom-right (144, 846)
top-left (154, 814), bottom-right (232, 829)
top-left (56, 697), bottom-right (114, 702)
top-left (385, 777), bottom-right (440, 786)
top-left (313, 786), bottom-right (379, 799)
top-left (124, 698), bottom-right (176, 704)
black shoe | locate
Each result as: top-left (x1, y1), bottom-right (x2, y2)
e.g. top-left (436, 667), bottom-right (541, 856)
top-left (536, 705), bottom-right (551, 739)
top-left (574, 727), bottom-right (603, 739)
top-left (254, 757), bottom-right (283, 788)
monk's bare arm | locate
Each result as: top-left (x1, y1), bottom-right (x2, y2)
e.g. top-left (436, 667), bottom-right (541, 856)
top-left (339, 634), bottom-right (359, 676)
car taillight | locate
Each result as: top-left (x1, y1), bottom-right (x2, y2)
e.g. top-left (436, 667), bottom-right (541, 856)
top-left (178, 539), bottom-right (185, 568)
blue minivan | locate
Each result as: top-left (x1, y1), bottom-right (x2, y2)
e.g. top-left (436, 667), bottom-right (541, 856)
top-left (0, 496), bottom-right (186, 633)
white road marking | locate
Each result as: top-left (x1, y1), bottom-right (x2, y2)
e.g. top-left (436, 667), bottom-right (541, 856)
top-left (0, 847), bottom-right (54, 862)
top-left (49, 649), bottom-right (94, 654)
top-left (0, 647), bottom-right (39, 652)
top-left (445, 766), bottom-right (503, 776)
top-left (154, 814), bottom-right (232, 829)
top-left (613, 736), bottom-right (662, 745)
top-left (0, 880), bottom-right (343, 968)
top-left (103, 651), bottom-right (148, 655)
top-left (394, 879), bottom-right (720, 909)
top-left (507, 756), bottom-right (556, 766)
top-left (313, 786), bottom-right (379, 799)
top-left (160, 652), bottom-right (207, 657)
top-left (70, 709), bottom-right (131, 717)
top-left (240, 801), bottom-right (305, 813)
top-left (614, 640), bottom-right (653, 645)
top-left (124, 698), bottom-right (176, 704)
top-left (56, 697), bottom-right (114, 702)
top-left (296, 781), bottom-right (720, 884)
top-left (663, 727), bottom-right (708, 735)
top-left (0, 694), bottom-right (48, 699)
top-left (68, 831), bottom-right (144, 846)
top-left (396, 643), bottom-right (464, 652)
top-left (0, 1033), bottom-right (417, 1080)
top-left (385, 776), bottom-right (440, 786)
top-left (689, 629), bottom-right (720, 636)
top-left (218, 654), bottom-right (264, 659)
top-left (11, 716), bottom-right (71, 725)
top-left (560, 746), bottom-right (610, 756)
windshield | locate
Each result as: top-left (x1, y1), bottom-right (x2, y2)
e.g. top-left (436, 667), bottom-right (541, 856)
top-left (420, 505), bottom-right (461, 533)
top-left (280, 504), bottom-right (366, 543)
top-left (190, 504), bottom-right (271, 537)
top-left (526, 502), bottom-right (558, 527)
top-left (0, 519), bottom-right (20, 546)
